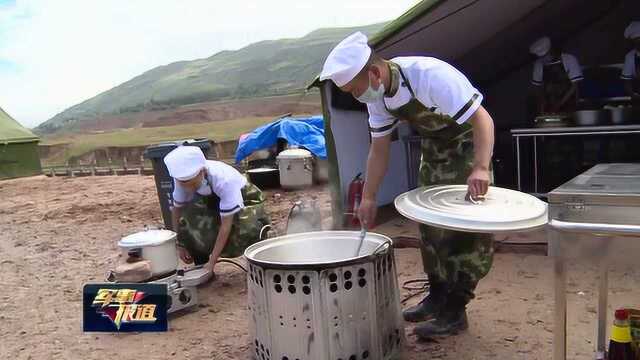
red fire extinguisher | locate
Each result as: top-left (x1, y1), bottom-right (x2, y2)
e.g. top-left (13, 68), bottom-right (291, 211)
top-left (345, 173), bottom-right (364, 228)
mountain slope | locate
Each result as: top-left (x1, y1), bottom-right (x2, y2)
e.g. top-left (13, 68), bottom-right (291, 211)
top-left (36, 23), bottom-right (385, 134)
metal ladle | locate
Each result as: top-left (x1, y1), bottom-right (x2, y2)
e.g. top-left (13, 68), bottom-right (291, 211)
top-left (354, 227), bottom-right (366, 257)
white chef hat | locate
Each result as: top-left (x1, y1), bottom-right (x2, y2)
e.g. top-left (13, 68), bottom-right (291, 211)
top-left (530, 37), bottom-right (551, 57)
top-left (319, 32), bottom-right (372, 87)
top-left (164, 146), bottom-right (205, 181)
top-left (624, 21), bottom-right (640, 40)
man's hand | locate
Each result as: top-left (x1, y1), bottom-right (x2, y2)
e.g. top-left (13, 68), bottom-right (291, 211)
top-left (466, 166), bottom-right (490, 199)
top-left (204, 258), bottom-right (216, 274)
top-left (356, 133), bottom-right (392, 230)
top-left (468, 106), bottom-right (494, 200)
top-left (357, 196), bottom-right (377, 230)
top-left (206, 214), bottom-right (233, 275)
top-left (177, 246), bottom-right (193, 264)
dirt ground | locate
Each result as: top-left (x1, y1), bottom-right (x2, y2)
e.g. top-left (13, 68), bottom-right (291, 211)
top-left (1, 175), bottom-right (639, 360)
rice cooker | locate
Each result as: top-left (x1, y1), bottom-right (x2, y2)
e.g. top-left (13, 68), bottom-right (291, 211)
top-left (118, 229), bottom-right (178, 277)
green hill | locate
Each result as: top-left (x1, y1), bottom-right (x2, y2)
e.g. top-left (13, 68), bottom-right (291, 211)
top-left (36, 23), bottom-right (386, 134)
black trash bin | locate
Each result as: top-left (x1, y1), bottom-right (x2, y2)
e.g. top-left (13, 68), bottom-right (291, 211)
top-left (144, 138), bottom-right (212, 230)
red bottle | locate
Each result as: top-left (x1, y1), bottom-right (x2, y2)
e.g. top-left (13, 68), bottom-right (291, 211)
top-left (608, 309), bottom-right (634, 360)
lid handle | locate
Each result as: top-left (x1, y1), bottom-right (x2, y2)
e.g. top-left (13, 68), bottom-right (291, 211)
top-left (465, 193), bottom-right (486, 205)
top-left (369, 239), bottom-right (392, 258)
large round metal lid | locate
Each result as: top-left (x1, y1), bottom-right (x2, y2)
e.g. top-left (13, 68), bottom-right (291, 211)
top-left (118, 229), bottom-right (177, 248)
top-left (244, 231), bottom-right (392, 268)
top-left (395, 185), bottom-right (548, 233)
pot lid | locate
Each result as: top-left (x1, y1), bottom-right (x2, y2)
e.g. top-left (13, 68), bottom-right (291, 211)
top-left (277, 148), bottom-right (312, 159)
top-left (118, 229), bottom-right (177, 248)
top-left (395, 185), bottom-right (548, 233)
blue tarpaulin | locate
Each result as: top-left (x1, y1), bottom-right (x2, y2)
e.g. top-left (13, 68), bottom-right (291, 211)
top-left (235, 115), bottom-right (326, 163)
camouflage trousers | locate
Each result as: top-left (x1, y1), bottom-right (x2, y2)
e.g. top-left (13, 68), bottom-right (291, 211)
top-left (176, 182), bottom-right (270, 265)
top-left (419, 134), bottom-right (494, 309)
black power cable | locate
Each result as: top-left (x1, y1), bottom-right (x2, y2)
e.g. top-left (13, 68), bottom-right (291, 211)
top-left (217, 258), bottom-right (248, 273)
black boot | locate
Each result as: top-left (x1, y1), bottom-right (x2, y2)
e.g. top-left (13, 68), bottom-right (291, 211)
top-left (402, 283), bottom-right (446, 323)
top-left (414, 308), bottom-right (468, 339)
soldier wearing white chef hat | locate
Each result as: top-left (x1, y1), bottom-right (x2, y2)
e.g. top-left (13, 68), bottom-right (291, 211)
top-left (529, 36), bottom-right (584, 115)
top-left (164, 146), bottom-right (270, 276)
top-left (622, 21), bottom-right (640, 104)
top-left (320, 31), bottom-right (496, 338)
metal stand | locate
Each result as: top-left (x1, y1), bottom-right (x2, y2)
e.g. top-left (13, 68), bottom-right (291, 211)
top-left (553, 255), bottom-right (609, 360)
top-left (553, 255), bottom-right (567, 360)
top-left (549, 220), bottom-right (640, 360)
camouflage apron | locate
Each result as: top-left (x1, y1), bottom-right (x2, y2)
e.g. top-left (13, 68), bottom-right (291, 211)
top-left (634, 54), bottom-right (640, 108)
top-left (384, 63), bottom-right (494, 307)
top-left (540, 59), bottom-right (582, 191)
top-left (176, 178), bottom-right (270, 265)
top-left (542, 59), bottom-right (576, 113)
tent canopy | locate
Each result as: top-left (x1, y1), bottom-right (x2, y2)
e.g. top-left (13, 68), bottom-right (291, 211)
top-left (370, 0), bottom-right (637, 87)
top-left (310, 0), bottom-right (638, 92)
top-left (235, 115), bottom-right (326, 163)
top-left (0, 107), bottom-right (41, 179)
top-left (0, 107), bottom-right (39, 144)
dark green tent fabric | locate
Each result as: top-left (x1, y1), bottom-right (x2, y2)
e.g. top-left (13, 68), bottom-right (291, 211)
top-left (0, 107), bottom-right (41, 179)
top-left (0, 107), bottom-right (39, 144)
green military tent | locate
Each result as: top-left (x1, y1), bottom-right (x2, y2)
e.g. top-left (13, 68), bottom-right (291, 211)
top-left (0, 107), bottom-right (42, 179)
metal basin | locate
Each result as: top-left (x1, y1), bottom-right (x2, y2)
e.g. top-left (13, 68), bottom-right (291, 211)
top-left (247, 167), bottom-right (280, 189)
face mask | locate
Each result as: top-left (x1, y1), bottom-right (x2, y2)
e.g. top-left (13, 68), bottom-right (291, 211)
top-left (356, 75), bottom-right (385, 104)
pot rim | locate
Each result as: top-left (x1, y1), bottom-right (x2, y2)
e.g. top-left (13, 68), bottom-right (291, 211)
top-left (244, 231), bottom-right (393, 270)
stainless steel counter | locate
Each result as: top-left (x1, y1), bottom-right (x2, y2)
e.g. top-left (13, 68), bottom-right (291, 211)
top-left (510, 125), bottom-right (640, 195)
top-left (547, 163), bottom-right (640, 359)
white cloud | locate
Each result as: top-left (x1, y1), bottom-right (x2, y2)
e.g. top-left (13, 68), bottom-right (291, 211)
top-left (0, 0), bottom-right (419, 128)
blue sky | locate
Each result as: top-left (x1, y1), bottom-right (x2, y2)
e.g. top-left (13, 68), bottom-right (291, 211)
top-left (0, 0), bottom-right (16, 8)
top-left (0, 59), bottom-right (18, 71)
top-left (0, 0), bottom-right (419, 128)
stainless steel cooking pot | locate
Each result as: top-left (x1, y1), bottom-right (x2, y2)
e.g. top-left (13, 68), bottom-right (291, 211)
top-left (118, 229), bottom-right (178, 277)
top-left (606, 106), bottom-right (634, 125)
top-left (573, 110), bottom-right (611, 126)
top-left (244, 231), bottom-right (405, 360)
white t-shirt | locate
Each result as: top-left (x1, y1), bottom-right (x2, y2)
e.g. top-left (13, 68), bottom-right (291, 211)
top-left (621, 50), bottom-right (639, 80)
top-left (531, 53), bottom-right (584, 86)
top-left (172, 160), bottom-right (247, 217)
top-left (367, 57), bottom-right (483, 138)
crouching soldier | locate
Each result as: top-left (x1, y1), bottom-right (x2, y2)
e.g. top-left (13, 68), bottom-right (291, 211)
top-left (164, 145), bottom-right (270, 275)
